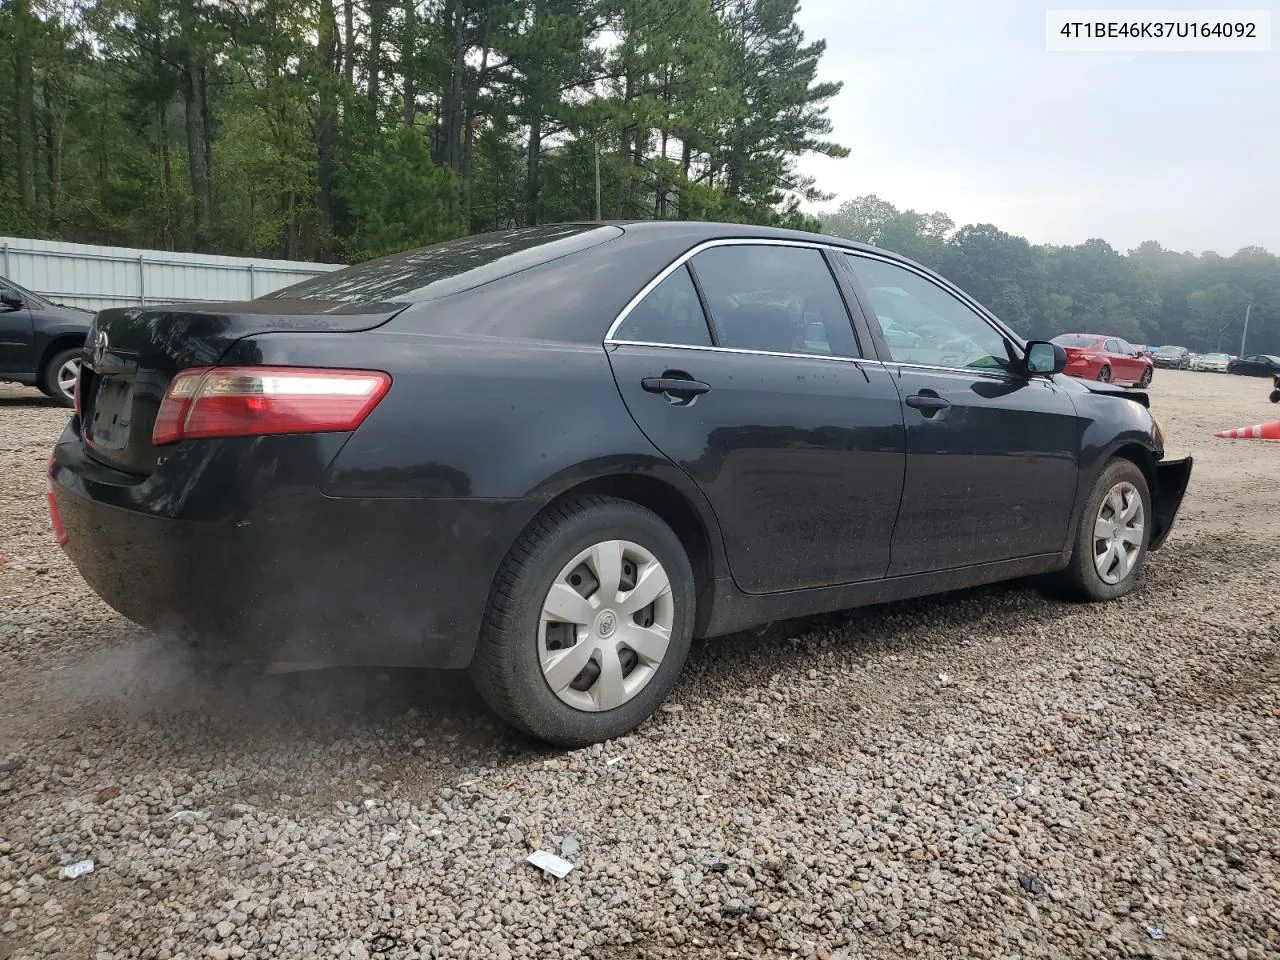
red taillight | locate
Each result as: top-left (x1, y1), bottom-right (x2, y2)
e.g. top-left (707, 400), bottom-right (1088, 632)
top-left (152, 366), bottom-right (391, 446)
top-left (151, 367), bottom-right (211, 445)
top-left (47, 457), bottom-right (68, 546)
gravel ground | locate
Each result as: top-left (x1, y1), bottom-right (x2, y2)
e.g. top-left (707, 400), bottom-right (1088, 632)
top-left (1, 370), bottom-right (1277, 960)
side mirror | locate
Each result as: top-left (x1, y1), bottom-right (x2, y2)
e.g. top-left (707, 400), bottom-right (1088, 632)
top-left (0, 289), bottom-right (22, 309)
top-left (1024, 340), bottom-right (1066, 376)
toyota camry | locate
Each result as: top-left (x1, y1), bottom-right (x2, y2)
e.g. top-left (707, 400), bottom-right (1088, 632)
top-left (49, 222), bottom-right (1192, 746)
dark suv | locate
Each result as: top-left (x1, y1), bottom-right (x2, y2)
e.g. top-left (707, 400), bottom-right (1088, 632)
top-left (0, 276), bottom-right (93, 405)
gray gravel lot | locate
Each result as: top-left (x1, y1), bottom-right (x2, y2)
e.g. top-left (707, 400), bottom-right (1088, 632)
top-left (1, 370), bottom-right (1278, 960)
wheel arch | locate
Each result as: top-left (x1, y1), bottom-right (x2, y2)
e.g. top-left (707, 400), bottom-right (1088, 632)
top-left (522, 471), bottom-right (726, 637)
top-left (1109, 441), bottom-right (1157, 494)
top-left (37, 333), bottom-right (87, 380)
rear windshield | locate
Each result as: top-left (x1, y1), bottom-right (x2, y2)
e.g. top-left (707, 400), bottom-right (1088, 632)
top-left (260, 225), bottom-right (621, 303)
top-left (1052, 334), bottom-right (1101, 348)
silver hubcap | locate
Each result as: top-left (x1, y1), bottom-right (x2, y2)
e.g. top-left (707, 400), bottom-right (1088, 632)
top-left (56, 358), bottom-right (80, 400)
top-left (1093, 482), bottom-right (1144, 584)
top-left (538, 539), bottom-right (674, 712)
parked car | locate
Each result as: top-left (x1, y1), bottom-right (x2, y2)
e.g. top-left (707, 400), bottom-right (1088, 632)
top-left (1152, 345), bottom-right (1191, 369)
top-left (1193, 352), bottom-right (1232, 373)
top-left (1271, 373), bottom-right (1280, 404)
top-left (1133, 344), bottom-right (1154, 360)
top-left (0, 276), bottom-right (94, 405)
top-left (1051, 333), bottom-right (1155, 387)
top-left (1226, 353), bottom-right (1280, 377)
top-left (48, 222), bottom-right (1193, 746)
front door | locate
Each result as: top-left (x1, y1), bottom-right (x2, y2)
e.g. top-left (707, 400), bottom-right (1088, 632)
top-left (607, 242), bottom-right (906, 593)
top-left (0, 293), bottom-right (33, 377)
top-left (840, 252), bottom-right (1080, 576)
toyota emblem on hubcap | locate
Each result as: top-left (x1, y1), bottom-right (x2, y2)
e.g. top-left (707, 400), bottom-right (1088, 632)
top-left (595, 610), bottom-right (617, 637)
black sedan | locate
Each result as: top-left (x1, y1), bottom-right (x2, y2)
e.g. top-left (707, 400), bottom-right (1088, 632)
top-left (1227, 353), bottom-right (1280, 377)
top-left (49, 223), bottom-right (1192, 746)
top-left (0, 275), bottom-right (94, 405)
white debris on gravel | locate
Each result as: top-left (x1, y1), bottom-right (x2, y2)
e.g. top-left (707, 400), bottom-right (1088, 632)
top-left (2, 375), bottom-right (1280, 959)
top-left (56, 860), bottom-right (93, 881)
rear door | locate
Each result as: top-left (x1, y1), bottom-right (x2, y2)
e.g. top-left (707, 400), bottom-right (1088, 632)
top-left (840, 252), bottom-right (1080, 575)
top-left (607, 240), bottom-right (906, 593)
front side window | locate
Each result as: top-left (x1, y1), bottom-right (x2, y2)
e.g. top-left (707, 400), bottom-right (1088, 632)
top-left (845, 255), bottom-right (1011, 371)
top-left (689, 245), bottom-right (859, 357)
top-left (613, 264), bottom-right (712, 346)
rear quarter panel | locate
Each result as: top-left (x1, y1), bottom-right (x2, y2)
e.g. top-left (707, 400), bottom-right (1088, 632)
top-left (219, 328), bottom-right (727, 552)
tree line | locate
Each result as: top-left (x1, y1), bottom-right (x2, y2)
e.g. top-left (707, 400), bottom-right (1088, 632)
top-left (823, 196), bottom-right (1280, 357)
top-left (4, 2), bottom-right (1276, 357)
top-left (0, 0), bottom-right (844, 261)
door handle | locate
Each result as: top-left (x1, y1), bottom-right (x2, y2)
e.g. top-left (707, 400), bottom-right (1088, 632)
top-left (905, 393), bottom-right (950, 413)
top-left (641, 377), bottom-right (711, 397)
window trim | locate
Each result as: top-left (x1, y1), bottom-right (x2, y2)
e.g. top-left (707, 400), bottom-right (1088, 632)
top-left (838, 250), bottom-right (1025, 378)
top-left (604, 238), bottom-right (867, 360)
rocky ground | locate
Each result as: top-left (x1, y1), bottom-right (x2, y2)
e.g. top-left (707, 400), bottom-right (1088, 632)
top-left (1, 370), bottom-right (1277, 960)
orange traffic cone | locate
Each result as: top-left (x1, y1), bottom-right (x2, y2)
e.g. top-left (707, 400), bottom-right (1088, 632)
top-left (1215, 421), bottom-right (1280, 439)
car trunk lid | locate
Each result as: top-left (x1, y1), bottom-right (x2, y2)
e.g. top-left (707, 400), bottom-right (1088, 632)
top-left (78, 299), bottom-right (406, 475)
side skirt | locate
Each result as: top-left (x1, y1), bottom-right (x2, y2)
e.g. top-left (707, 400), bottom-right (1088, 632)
top-left (700, 553), bottom-right (1067, 638)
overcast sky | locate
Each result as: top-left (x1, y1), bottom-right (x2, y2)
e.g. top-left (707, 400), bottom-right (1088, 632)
top-left (793, 0), bottom-right (1279, 255)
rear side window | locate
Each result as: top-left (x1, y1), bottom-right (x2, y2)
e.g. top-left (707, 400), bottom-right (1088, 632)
top-left (260, 225), bottom-right (621, 303)
top-left (689, 245), bottom-right (859, 357)
top-left (614, 265), bottom-right (712, 346)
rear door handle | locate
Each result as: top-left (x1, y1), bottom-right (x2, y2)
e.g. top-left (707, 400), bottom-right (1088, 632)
top-left (641, 377), bottom-right (711, 397)
top-left (905, 393), bottom-right (950, 412)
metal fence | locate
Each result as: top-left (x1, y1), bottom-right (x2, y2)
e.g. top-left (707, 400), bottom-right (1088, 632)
top-left (0, 237), bottom-right (342, 312)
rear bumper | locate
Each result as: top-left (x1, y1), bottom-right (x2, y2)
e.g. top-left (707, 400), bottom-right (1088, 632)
top-left (1149, 456), bottom-right (1193, 551)
top-left (50, 427), bottom-right (538, 668)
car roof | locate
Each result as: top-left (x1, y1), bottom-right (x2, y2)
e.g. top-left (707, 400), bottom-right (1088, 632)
top-left (605, 219), bottom-right (935, 271)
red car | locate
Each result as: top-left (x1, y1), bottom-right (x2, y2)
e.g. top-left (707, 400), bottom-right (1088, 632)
top-left (1051, 334), bottom-right (1154, 387)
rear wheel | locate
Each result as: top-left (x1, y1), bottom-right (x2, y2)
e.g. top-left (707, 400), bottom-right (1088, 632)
top-left (1057, 459), bottom-right (1151, 602)
top-left (1096, 364), bottom-right (1111, 383)
top-left (470, 496), bottom-right (695, 747)
top-left (1139, 366), bottom-right (1152, 388)
top-left (1270, 389), bottom-right (1280, 403)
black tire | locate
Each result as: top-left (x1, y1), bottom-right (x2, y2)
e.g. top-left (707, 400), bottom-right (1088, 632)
top-left (1269, 389), bottom-right (1280, 403)
top-left (41, 347), bottom-right (81, 407)
top-left (469, 495), bottom-right (696, 747)
top-left (1096, 364), bottom-right (1111, 383)
top-left (1139, 365), bottom-right (1152, 388)
top-left (1057, 459), bottom-right (1152, 602)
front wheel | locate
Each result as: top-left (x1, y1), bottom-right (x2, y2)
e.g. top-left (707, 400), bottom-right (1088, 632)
top-left (1057, 459), bottom-right (1151, 602)
top-left (1139, 366), bottom-right (1152, 388)
top-left (41, 348), bottom-right (81, 407)
top-left (470, 496), bottom-right (695, 747)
